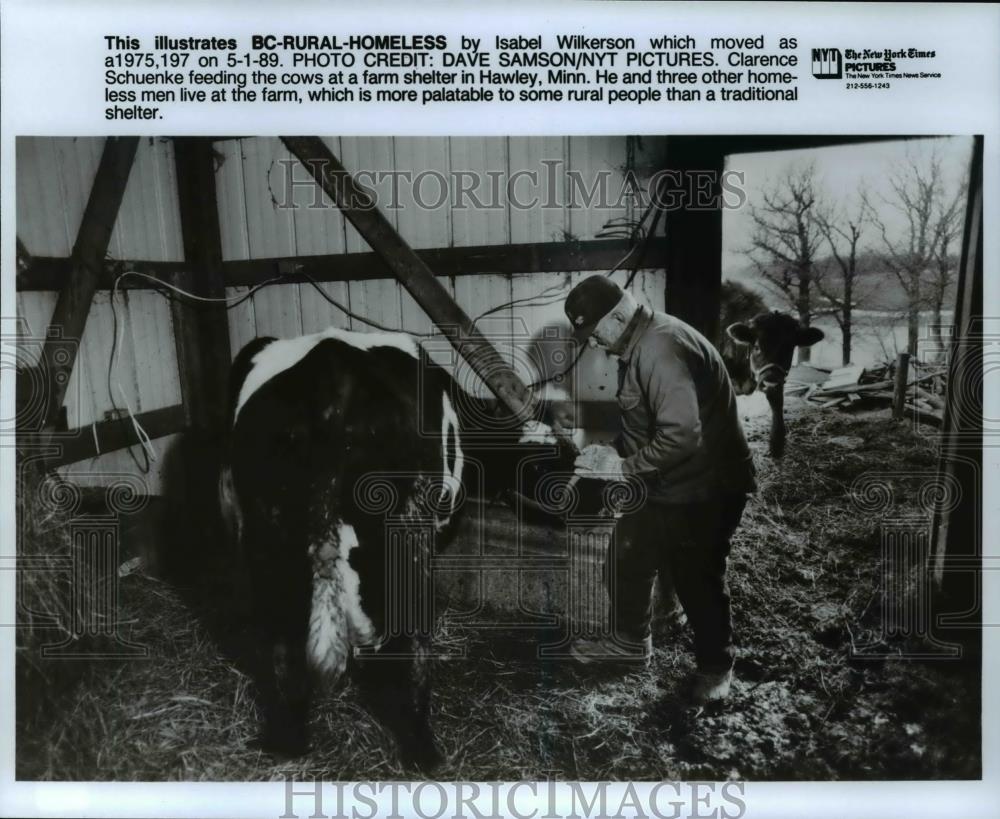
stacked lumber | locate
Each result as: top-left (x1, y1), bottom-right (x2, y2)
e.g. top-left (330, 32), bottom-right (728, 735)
top-left (795, 359), bottom-right (947, 424)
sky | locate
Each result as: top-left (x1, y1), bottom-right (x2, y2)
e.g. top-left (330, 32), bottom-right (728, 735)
top-left (721, 136), bottom-right (975, 283)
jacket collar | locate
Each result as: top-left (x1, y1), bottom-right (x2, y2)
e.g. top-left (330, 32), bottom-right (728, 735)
top-left (615, 305), bottom-right (651, 361)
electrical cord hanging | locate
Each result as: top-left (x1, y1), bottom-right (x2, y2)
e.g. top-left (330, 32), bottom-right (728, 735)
top-left (104, 179), bottom-right (665, 467)
top-left (105, 267), bottom-right (290, 472)
top-left (107, 270), bottom-right (153, 472)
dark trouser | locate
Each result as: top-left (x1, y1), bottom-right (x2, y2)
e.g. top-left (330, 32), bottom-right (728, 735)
top-left (605, 491), bottom-right (748, 672)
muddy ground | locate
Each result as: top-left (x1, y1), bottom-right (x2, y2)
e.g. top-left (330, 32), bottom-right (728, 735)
top-left (17, 403), bottom-right (981, 781)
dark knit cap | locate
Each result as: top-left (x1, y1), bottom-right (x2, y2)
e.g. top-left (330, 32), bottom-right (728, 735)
top-left (564, 275), bottom-right (624, 342)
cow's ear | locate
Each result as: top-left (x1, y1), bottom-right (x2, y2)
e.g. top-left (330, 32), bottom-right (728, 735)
top-left (795, 326), bottom-right (825, 347)
top-left (726, 323), bottom-right (755, 345)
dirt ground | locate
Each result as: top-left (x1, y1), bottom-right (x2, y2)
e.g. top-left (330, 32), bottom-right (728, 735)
top-left (16, 403), bottom-right (981, 781)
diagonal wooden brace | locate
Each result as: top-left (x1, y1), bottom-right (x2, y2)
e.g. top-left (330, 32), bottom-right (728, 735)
top-left (281, 136), bottom-right (539, 424)
top-left (38, 137), bottom-right (139, 430)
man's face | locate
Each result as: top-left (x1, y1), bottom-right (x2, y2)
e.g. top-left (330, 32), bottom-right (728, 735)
top-left (588, 311), bottom-right (625, 351)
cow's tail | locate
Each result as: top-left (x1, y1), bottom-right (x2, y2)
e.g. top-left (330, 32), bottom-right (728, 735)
top-left (307, 523), bottom-right (377, 680)
top-left (218, 460), bottom-right (243, 547)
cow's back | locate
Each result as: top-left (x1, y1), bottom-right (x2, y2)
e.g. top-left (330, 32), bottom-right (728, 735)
top-left (229, 337), bottom-right (450, 522)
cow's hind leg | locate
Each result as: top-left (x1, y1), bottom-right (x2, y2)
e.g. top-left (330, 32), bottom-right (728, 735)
top-left (358, 634), bottom-right (441, 773)
top-left (246, 533), bottom-right (313, 757)
top-left (350, 520), bottom-right (441, 772)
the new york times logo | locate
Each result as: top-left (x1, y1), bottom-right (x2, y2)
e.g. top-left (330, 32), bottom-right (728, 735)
top-left (812, 47), bottom-right (842, 79)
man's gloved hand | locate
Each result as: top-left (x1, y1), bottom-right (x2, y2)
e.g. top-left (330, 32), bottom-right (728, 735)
top-left (574, 444), bottom-right (625, 480)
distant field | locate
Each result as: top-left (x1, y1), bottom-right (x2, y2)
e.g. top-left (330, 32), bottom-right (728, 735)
top-left (803, 311), bottom-right (954, 370)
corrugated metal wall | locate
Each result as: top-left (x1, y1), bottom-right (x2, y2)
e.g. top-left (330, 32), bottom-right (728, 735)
top-left (16, 136), bottom-right (668, 488)
top-left (215, 136), bottom-right (667, 398)
top-left (16, 137), bottom-right (185, 492)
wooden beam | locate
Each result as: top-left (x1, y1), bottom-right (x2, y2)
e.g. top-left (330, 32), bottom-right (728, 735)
top-left (49, 404), bottom-right (187, 467)
top-left (18, 238), bottom-right (667, 292)
top-left (678, 134), bottom-right (948, 158)
top-left (171, 137), bottom-right (232, 431)
top-left (663, 137), bottom-right (725, 341)
top-left (220, 237), bottom-right (667, 288)
top-left (281, 136), bottom-right (539, 422)
top-left (38, 137), bottom-right (139, 428)
top-left (17, 258), bottom-right (186, 291)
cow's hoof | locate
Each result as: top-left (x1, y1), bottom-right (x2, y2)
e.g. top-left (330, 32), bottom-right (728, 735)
top-left (400, 740), bottom-right (444, 775)
top-left (251, 726), bottom-right (310, 759)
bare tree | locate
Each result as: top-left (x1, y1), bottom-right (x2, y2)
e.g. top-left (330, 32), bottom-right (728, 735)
top-left (864, 147), bottom-right (964, 359)
top-left (813, 191), bottom-right (870, 365)
top-left (747, 163), bottom-right (824, 361)
top-left (924, 177), bottom-right (967, 360)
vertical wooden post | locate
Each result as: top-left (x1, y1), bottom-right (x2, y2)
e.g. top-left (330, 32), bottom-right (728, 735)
top-left (932, 135), bottom-right (983, 601)
top-left (664, 137), bottom-right (725, 343)
top-left (171, 137), bottom-right (232, 432)
top-left (892, 352), bottom-right (910, 419)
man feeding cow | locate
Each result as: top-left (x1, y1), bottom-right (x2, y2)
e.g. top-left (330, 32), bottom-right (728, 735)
top-left (564, 275), bottom-right (756, 704)
top-left (219, 276), bottom-right (769, 768)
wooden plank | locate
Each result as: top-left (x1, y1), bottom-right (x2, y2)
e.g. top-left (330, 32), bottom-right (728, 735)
top-left (19, 237), bottom-right (670, 291)
top-left (18, 257), bottom-right (185, 290)
top-left (215, 139), bottom-right (252, 261)
top-left (509, 271), bottom-right (574, 387)
top-left (348, 278), bottom-right (403, 333)
top-left (38, 137), bottom-right (140, 429)
top-left (170, 137), bottom-right (232, 431)
top-left (815, 379), bottom-right (892, 396)
top-left (294, 138), bottom-right (350, 323)
top-left (449, 137), bottom-right (509, 247)
top-left (15, 291), bottom-right (57, 365)
top-left (299, 279), bottom-right (353, 334)
top-left (338, 136), bottom-right (397, 254)
top-left (253, 281), bottom-right (304, 338)
top-left (291, 137), bottom-right (348, 256)
top-left (567, 136), bottom-right (629, 241)
top-left (394, 137), bottom-right (452, 250)
top-left (15, 138), bottom-right (78, 257)
top-left (508, 137), bottom-right (569, 244)
top-left (822, 364), bottom-right (865, 391)
top-left (109, 137), bottom-right (185, 262)
top-left (223, 237), bottom-right (669, 286)
top-left (904, 402), bottom-right (944, 426)
top-left (241, 138), bottom-right (297, 258)
top-left (225, 286), bottom-right (258, 357)
top-left (76, 291), bottom-right (140, 426)
top-left (281, 136), bottom-right (540, 422)
top-left (126, 289), bottom-right (182, 411)
top-left (56, 433), bottom-right (182, 496)
top-left (49, 404), bottom-right (187, 467)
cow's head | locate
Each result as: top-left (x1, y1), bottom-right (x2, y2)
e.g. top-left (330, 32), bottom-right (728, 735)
top-left (460, 410), bottom-right (579, 507)
top-left (726, 312), bottom-right (824, 458)
top-left (726, 312), bottom-right (824, 395)
top-left (452, 392), bottom-right (629, 525)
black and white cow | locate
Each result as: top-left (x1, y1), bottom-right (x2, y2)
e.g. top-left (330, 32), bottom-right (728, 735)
top-left (219, 327), bottom-right (579, 771)
top-left (719, 281), bottom-right (825, 458)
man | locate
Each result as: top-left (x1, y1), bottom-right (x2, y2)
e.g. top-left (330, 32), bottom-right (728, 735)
top-left (565, 275), bottom-right (755, 704)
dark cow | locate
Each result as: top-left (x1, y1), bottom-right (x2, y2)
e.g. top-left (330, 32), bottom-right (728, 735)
top-left (219, 327), bottom-right (580, 771)
top-left (719, 281), bottom-right (824, 458)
